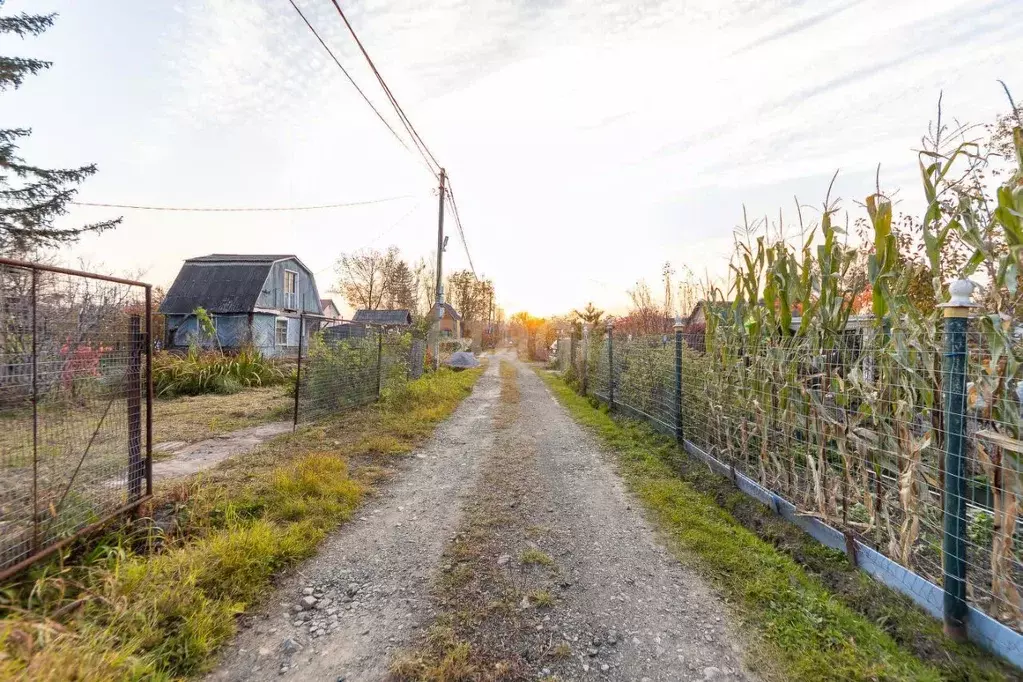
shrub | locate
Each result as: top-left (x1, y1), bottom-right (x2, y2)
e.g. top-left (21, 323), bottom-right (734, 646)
top-left (153, 347), bottom-right (288, 398)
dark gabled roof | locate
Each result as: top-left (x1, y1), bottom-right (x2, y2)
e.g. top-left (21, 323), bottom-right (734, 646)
top-left (440, 302), bottom-right (462, 321)
top-left (352, 309), bottom-right (413, 326)
top-left (188, 254), bottom-right (294, 263)
top-left (160, 261), bottom-right (272, 315)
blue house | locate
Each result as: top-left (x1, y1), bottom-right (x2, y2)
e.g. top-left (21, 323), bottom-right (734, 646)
top-left (160, 254), bottom-right (323, 356)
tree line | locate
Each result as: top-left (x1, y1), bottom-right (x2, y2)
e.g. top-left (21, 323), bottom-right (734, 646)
top-left (335, 246), bottom-right (500, 336)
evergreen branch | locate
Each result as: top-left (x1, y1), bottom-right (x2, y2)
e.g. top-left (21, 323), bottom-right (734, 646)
top-left (0, 127), bottom-right (30, 144)
top-left (0, 55), bottom-right (51, 91)
top-left (3, 161), bottom-right (98, 183)
top-left (0, 11), bottom-right (56, 38)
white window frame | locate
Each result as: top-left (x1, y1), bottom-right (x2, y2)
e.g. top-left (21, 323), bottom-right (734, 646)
top-left (275, 317), bottom-right (289, 346)
top-left (283, 269), bottom-right (299, 310)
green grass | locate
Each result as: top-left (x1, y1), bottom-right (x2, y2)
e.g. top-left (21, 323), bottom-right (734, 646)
top-left (519, 548), bottom-right (555, 568)
top-left (0, 367), bottom-right (482, 681)
top-left (539, 370), bottom-right (1018, 682)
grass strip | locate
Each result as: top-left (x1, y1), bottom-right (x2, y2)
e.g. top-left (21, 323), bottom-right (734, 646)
top-left (0, 367), bottom-right (482, 681)
top-left (539, 370), bottom-right (1019, 682)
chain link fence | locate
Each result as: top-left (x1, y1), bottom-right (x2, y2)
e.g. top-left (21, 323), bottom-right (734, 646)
top-left (0, 259), bottom-right (152, 579)
top-left (293, 316), bottom-right (425, 424)
top-left (577, 311), bottom-right (1023, 659)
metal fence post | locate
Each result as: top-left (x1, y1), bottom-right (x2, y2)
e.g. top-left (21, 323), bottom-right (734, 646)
top-left (293, 313), bottom-right (303, 429)
top-left (581, 325), bottom-right (589, 396)
top-left (30, 267), bottom-right (38, 550)
top-left (145, 285), bottom-right (153, 497)
top-left (607, 320), bottom-right (615, 410)
top-left (127, 314), bottom-right (143, 501)
top-left (377, 327), bottom-right (384, 399)
top-left (674, 315), bottom-right (684, 444)
top-left (939, 279), bottom-right (975, 641)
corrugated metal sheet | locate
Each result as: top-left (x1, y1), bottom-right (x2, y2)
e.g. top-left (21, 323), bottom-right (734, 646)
top-left (159, 262), bottom-right (272, 314)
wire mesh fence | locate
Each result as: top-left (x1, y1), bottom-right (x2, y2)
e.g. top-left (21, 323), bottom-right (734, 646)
top-left (0, 259), bottom-right (152, 579)
top-left (579, 313), bottom-right (1023, 641)
top-left (293, 316), bottom-right (424, 424)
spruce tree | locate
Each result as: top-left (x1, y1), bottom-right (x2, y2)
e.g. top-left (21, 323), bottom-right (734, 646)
top-left (1, 2), bottom-right (120, 255)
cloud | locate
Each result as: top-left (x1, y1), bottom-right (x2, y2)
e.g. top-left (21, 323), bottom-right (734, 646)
top-left (13, 0), bottom-right (1019, 316)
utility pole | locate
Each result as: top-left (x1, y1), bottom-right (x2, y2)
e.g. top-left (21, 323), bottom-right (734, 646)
top-left (433, 168), bottom-right (447, 370)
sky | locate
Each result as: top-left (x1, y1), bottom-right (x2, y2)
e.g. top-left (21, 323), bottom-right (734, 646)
top-left (5, 0), bottom-right (1022, 317)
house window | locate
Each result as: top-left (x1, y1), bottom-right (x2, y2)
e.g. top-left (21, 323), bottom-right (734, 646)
top-left (283, 270), bottom-right (298, 310)
top-left (275, 318), bottom-right (288, 346)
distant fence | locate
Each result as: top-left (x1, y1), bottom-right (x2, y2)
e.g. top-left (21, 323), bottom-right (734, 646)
top-left (0, 259), bottom-right (152, 580)
top-left (574, 308), bottom-right (1023, 664)
top-left (292, 315), bottom-right (425, 425)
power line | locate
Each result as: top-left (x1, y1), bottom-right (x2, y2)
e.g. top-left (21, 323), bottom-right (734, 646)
top-left (327, 0), bottom-right (441, 178)
top-left (311, 197), bottom-right (425, 277)
top-left (70, 194), bottom-right (413, 212)
top-left (445, 179), bottom-right (478, 280)
top-left (285, 0), bottom-right (412, 155)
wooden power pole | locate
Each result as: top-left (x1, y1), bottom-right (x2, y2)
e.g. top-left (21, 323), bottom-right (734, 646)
top-left (433, 168), bottom-right (447, 370)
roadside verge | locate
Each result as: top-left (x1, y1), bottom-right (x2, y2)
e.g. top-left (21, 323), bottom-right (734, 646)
top-left (539, 369), bottom-right (1020, 682)
top-left (0, 367), bottom-right (483, 681)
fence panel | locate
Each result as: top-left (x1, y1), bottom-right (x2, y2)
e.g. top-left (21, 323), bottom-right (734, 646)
top-left (584, 315), bottom-right (1023, 644)
top-left (0, 259), bottom-right (152, 578)
top-left (295, 323), bottom-right (415, 424)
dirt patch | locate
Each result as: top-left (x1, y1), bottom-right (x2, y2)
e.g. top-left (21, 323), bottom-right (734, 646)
top-left (150, 421), bottom-right (293, 481)
top-left (153, 386), bottom-right (293, 449)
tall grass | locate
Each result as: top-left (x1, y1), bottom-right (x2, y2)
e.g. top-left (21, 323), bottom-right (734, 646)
top-left (153, 346), bottom-right (289, 398)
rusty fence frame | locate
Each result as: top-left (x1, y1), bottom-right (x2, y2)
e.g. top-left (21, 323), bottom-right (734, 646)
top-left (0, 257), bottom-right (153, 581)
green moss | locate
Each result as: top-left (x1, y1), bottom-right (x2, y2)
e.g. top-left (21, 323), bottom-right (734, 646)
top-left (539, 370), bottom-right (1016, 682)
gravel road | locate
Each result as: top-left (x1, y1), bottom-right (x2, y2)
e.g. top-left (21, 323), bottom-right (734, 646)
top-left (207, 352), bottom-right (752, 681)
top-left (206, 361), bottom-right (501, 681)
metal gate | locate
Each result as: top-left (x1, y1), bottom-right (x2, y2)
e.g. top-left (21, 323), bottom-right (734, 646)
top-left (0, 258), bottom-right (152, 579)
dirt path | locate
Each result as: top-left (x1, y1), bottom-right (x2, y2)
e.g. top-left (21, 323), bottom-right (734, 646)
top-left (151, 421), bottom-right (293, 481)
top-left (208, 353), bottom-right (751, 681)
top-left (206, 361), bottom-right (501, 681)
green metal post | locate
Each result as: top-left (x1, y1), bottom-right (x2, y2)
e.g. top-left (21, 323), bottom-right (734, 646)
top-left (940, 280), bottom-right (973, 642)
top-left (674, 316), bottom-right (684, 444)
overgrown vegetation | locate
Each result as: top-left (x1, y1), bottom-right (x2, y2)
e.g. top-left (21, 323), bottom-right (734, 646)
top-left (541, 370), bottom-right (1020, 682)
top-left (152, 345), bottom-right (290, 398)
top-left (0, 367), bottom-right (481, 680)
top-left (569, 95), bottom-right (1023, 630)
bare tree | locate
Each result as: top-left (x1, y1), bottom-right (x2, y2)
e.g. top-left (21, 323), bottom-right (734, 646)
top-left (335, 247), bottom-right (399, 310)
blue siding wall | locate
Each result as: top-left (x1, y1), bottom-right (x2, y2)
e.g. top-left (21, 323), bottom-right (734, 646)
top-left (166, 313), bottom-right (251, 350)
top-left (254, 258), bottom-right (321, 314)
top-left (165, 312), bottom-right (313, 357)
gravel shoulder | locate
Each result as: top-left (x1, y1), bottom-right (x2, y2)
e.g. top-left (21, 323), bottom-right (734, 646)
top-left (206, 360), bottom-right (500, 681)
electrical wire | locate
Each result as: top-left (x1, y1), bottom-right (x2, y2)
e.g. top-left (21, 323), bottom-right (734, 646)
top-left (327, 0), bottom-right (441, 178)
top-left (285, 0), bottom-right (412, 155)
top-left (70, 195), bottom-right (413, 212)
top-left (310, 197), bottom-right (424, 277)
top-left (445, 179), bottom-right (478, 280)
